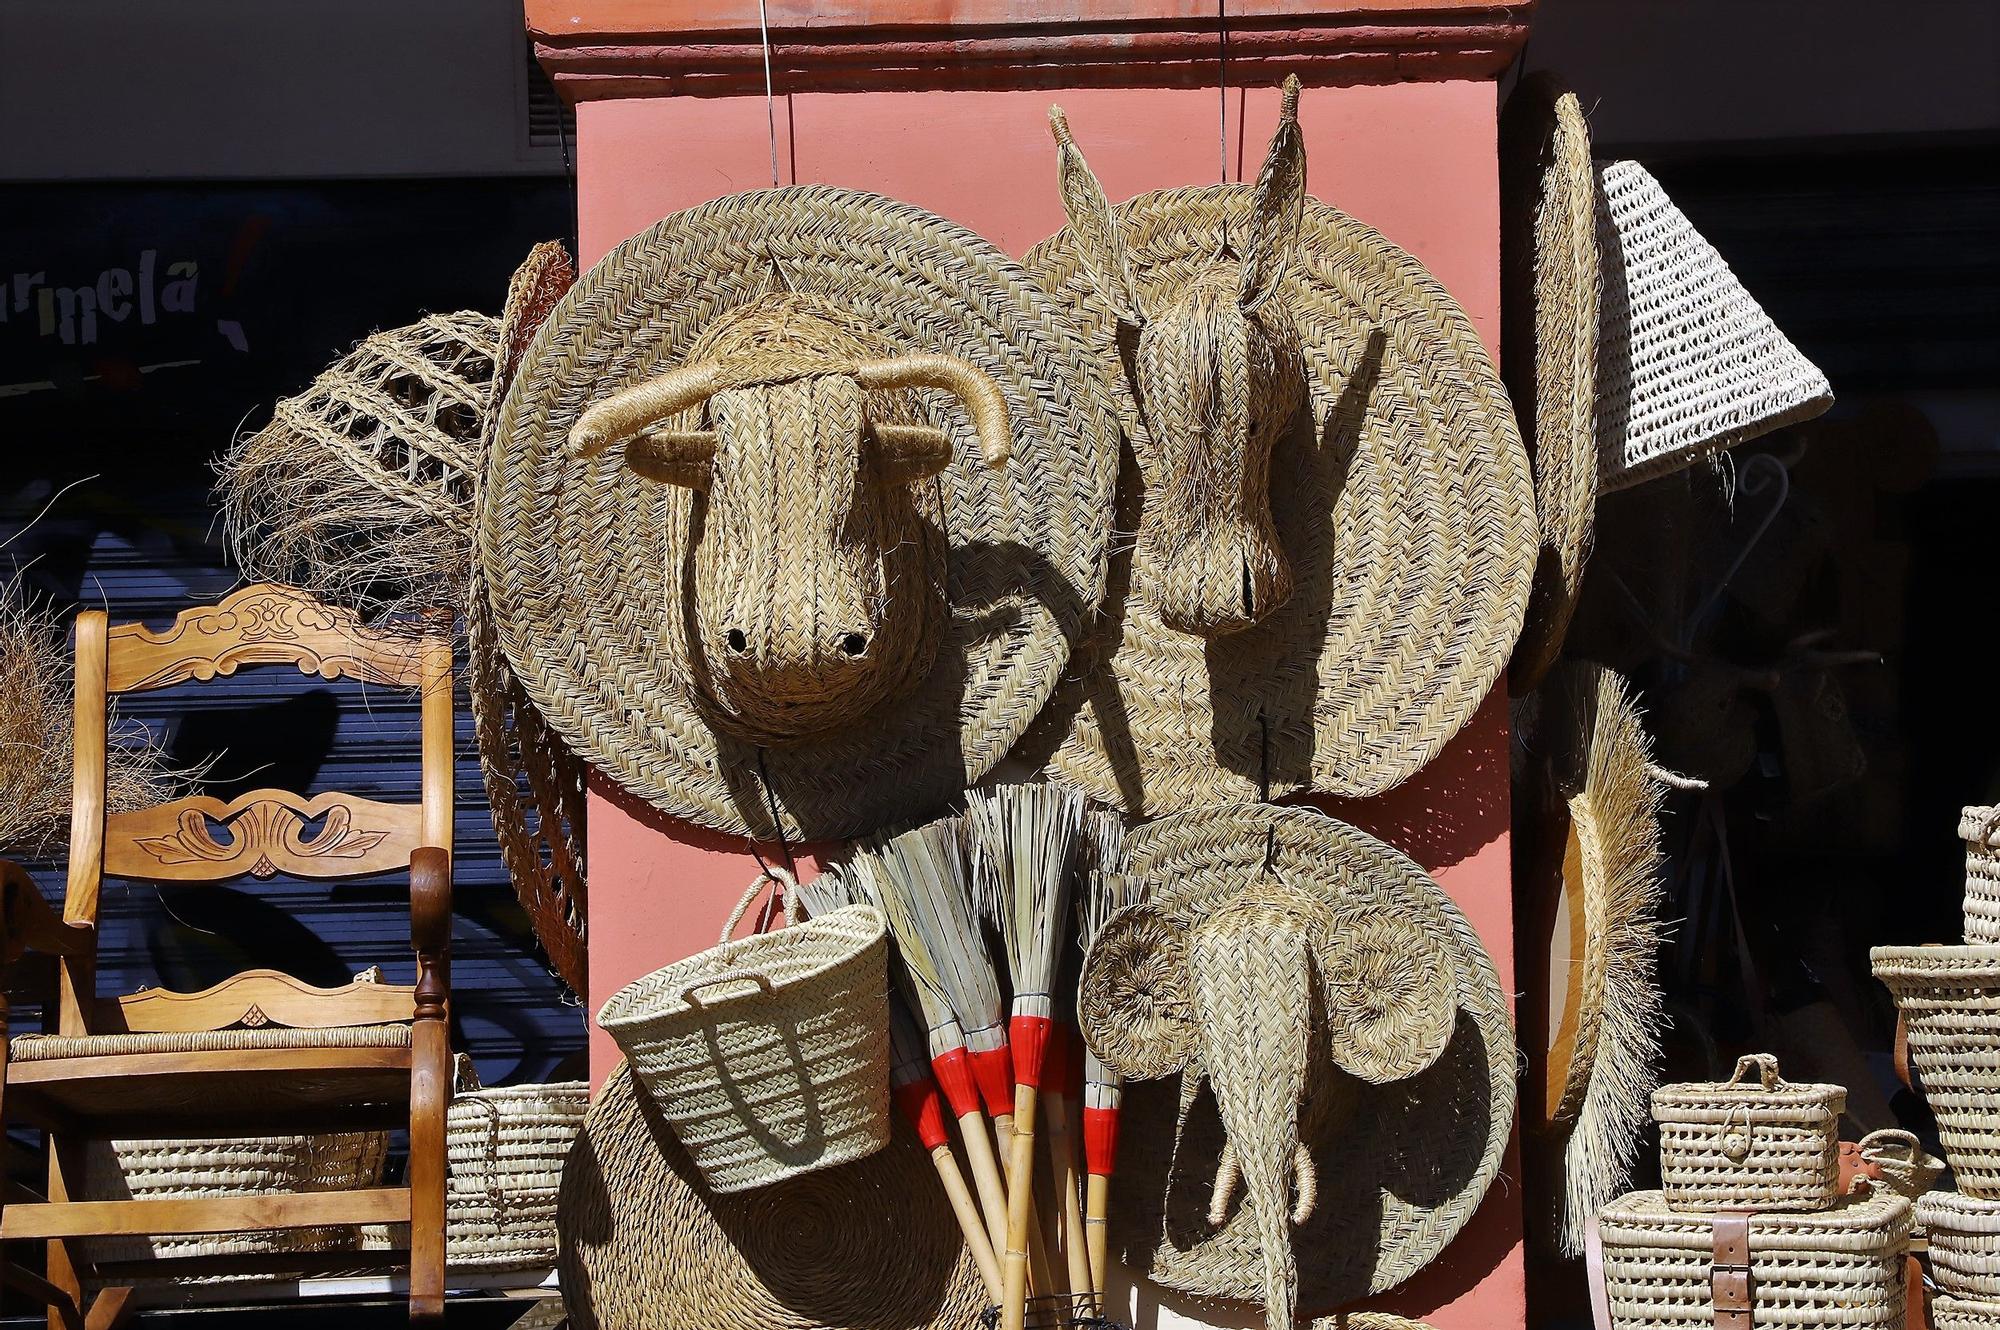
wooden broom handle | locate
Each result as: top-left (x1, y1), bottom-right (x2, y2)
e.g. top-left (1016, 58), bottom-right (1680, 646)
top-left (1000, 1082), bottom-right (1041, 1330)
top-left (1085, 1172), bottom-right (1111, 1301)
top-left (956, 1107), bottom-right (1011, 1256)
top-left (931, 1142), bottom-right (1003, 1301)
top-left (1045, 1091), bottom-right (1094, 1311)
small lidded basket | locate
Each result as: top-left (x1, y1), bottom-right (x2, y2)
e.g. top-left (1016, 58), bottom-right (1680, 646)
top-left (1652, 1053), bottom-right (1845, 1213)
top-left (1961, 804), bottom-right (2000, 944)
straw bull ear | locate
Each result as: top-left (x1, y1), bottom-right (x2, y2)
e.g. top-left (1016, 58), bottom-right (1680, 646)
top-left (1314, 904), bottom-right (1457, 1084)
top-left (1077, 899), bottom-right (1198, 1080)
top-left (1049, 106), bottom-right (1145, 329)
top-left (1238, 75), bottom-right (1306, 314)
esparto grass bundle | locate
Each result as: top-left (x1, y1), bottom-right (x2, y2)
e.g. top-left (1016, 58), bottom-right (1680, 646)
top-left (1, 585), bottom-right (174, 857)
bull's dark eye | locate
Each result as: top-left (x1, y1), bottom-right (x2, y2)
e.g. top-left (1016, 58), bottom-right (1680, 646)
top-left (841, 633), bottom-right (868, 657)
top-left (726, 629), bottom-right (748, 653)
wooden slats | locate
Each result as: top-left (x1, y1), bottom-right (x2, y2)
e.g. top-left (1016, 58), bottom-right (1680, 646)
top-left (6, 1046), bottom-right (412, 1124)
top-left (103, 790), bottom-right (424, 884)
top-left (102, 584), bottom-right (426, 694)
top-left (97, 970), bottom-right (415, 1035)
top-left (2, 1188), bottom-right (412, 1240)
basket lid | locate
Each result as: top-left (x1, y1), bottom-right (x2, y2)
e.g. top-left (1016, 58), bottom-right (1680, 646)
top-left (1652, 1053), bottom-right (1844, 1112)
top-left (1598, 1187), bottom-right (1911, 1251)
top-left (1872, 943), bottom-right (2000, 984)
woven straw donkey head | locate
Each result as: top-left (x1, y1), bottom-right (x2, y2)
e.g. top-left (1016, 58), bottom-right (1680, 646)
top-left (1079, 871), bottom-right (1455, 1330)
top-left (571, 293), bottom-right (1011, 744)
top-left (1050, 77), bottom-right (1311, 637)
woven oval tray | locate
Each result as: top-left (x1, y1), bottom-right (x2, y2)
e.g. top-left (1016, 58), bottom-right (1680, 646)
top-left (484, 185), bottom-right (1119, 842)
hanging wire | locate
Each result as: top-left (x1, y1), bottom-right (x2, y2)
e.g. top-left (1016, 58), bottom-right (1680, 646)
top-left (1217, 0), bottom-right (1230, 183)
top-left (757, 0), bottom-right (781, 188)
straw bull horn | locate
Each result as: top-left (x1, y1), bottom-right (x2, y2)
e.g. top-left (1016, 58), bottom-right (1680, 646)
top-left (569, 354), bottom-right (1012, 469)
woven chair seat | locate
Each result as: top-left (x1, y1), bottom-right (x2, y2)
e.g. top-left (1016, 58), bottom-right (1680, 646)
top-left (11, 1024), bottom-right (412, 1062)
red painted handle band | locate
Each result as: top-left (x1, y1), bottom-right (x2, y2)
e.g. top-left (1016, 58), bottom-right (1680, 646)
top-left (1083, 1104), bottom-right (1121, 1177)
top-left (1009, 1013), bottom-right (1053, 1089)
top-left (893, 1078), bottom-right (950, 1151)
top-left (930, 1047), bottom-right (982, 1121)
top-left (968, 1044), bottom-right (1015, 1118)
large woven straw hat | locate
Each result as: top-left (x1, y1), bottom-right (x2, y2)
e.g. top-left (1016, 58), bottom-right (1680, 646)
top-left (466, 241), bottom-right (589, 996)
top-left (1022, 80), bottom-right (1536, 815)
top-left (558, 1062), bottom-right (986, 1330)
top-left (1079, 803), bottom-right (1515, 1316)
top-left (1596, 159), bottom-right (1832, 493)
top-left (1512, 663), bottom-right (1666, 1256)
top-left (483, 186), bottom-right (1119, 841)
top-left (1502, 75), bottom-right (1601, 694)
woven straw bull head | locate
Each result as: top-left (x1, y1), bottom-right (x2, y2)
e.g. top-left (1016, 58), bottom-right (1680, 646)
top-left (571, 294), bottom-right (1011, 744)
top-left (1050, 77), bottom-right (1311, 637)
top-left (1078, 872), bottom-right (1454, 1330)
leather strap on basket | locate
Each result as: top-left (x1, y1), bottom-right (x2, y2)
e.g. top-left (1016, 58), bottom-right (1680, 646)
top-left (1893, 1010), bottom-right (1913, 1092)
top-left (1585, 1213), bottom-right (1614, 1330)
top-left (1711, 1211), bottom-right (1755, 1330)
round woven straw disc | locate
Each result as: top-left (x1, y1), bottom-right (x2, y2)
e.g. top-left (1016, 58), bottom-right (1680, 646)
top-left (485, 186), bottom-right (1118, 841)
top-left (558, 1064), bottom-right (986, 1330)
top-left (1022, 186), bottom-right (1534, 815)
top-left (1107, 803), bottom-right (1516, 1310)
top-left (1511, 663), bottom-right (1663, 1257)
top-left (1502, 75), bottom-right (1601, 694)
top-left (469, 241), bottom-right (588, 995)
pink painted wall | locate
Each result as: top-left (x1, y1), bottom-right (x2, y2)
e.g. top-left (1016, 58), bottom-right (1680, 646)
top-left (576, 77), bottom-right (1521, 1328)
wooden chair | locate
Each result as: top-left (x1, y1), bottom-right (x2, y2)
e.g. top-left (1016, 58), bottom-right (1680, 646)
top-left (0, 583), bottom-right (454, 1327)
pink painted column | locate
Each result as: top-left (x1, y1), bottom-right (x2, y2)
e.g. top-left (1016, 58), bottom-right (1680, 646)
top-left (534, 6), bottom-right (1530, 1323)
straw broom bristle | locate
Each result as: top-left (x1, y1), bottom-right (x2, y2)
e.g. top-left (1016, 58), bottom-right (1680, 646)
top-left (968, 783), bottom-right (1086, 1003)
top-left (860, 819), bottom-right (1006, 1046)
top-left (1, 584), bottom-right (177, 858)
top-left (1559, 667), bottom-right (1667, 1257)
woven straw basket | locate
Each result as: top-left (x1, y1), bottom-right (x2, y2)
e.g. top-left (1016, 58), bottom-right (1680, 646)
top-left (1651, 1054), bottom-right (1844, 1213)
top-left (1871, 945), bottom-right (2000, 1196)
top-left (447, 1081), bottom-right (587, 1272)
top-left (1917, 1190), bottom-right (2000, 1302)
top-left (1933, 1292), bottom-right (2000, 1329)
top-left (84, 1133), bottom-right (387, 1273)
top-left (1961, 806), bottom-right (2000, 945)
top-left (597, 869), bottom-right (890, 1193)
top-left (1593, 1188), bottom-right (1910, 1330)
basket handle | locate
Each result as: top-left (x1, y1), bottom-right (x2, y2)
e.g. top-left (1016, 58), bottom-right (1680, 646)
top-left (719, 867), bottom-right (804, 945)
top-left (1725, 1053), bottom-right (1783, 1090)
top-left (679, 969), bottom-right (776, 1006)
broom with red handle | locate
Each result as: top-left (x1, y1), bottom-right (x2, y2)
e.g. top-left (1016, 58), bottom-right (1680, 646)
top-left (968, 783), bottom-right (1085, 1330)
top-left (1077, 813), bottom-right (1140, 1306)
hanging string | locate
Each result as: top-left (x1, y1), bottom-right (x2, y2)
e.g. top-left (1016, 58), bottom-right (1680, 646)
top-left (746, 746), bottom-right (800, 932)
top-left (757, 0), bottom-right (781, 188)
top-left (1208, 0), bottom-right (1224, 184)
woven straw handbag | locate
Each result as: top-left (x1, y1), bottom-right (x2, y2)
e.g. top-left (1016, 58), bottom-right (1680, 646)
top-left (597, 868), bottom-right (890, 1193)
top-left (1961, 805), bottom-right (2000, 944)
top-left (1918, 1190), bottom-right (2000, 1303)
top-left (1871, 945), bottom-right (2000, 1197)
top-left (446, 1080), bottom-right (587, 1273)
top-left (1651, 1054), bottom-right (1845, 1213)
top-left (1591, 1186), bottom-right (1910, 1330)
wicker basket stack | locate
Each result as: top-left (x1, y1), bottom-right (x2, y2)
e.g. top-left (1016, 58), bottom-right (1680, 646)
top-left (1867, 804), bottom-right (2000, 1318)
top-left (446, 1081), bottom-right (588, 1273)
top-left (1590, 1054), bottom-right (1910, 1329)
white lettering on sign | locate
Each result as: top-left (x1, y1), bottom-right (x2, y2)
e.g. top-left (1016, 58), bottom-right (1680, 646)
top-left (0, 250), bottom-right (200, 346)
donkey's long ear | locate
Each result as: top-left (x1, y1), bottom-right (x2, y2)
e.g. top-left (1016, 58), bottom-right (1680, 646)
top-left (1050, 106), bottom-right (1145, 327)
top-left (1239, 76), bottom-right (1307, 312)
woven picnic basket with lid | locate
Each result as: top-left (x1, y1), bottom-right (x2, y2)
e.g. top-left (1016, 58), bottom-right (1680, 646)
top-left (596, 867), bottom-right (890, 1193)
top-left (1870, 945), bottom-right (2000, 1195)
top-left (1651, 1053), bottom-right (1845, 1213)
top-left (446, 1079), bottom-right (587, 1272)
top-left (1592, 1186), bottom-right (1910, 1330)
top-left (1960, 805), bottom-right (2000, 944)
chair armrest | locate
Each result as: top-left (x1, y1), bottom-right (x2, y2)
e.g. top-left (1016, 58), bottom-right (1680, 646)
top-left (409, 846), bottom-right (452, 959)
top-left (1, 859), bottom-right (94, 965)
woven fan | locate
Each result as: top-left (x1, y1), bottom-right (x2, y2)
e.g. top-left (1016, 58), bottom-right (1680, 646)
top-left (218, 311), bottom-right (498, 620)
top-left (1502, 74), bottom-right (1601, 694)
top-left (484, 186), bottom-right (1120, 842)
top-left (1023, 80), bottom-right (1536, 815)
top-left (1512, 662), bottom-right (1666, 1257)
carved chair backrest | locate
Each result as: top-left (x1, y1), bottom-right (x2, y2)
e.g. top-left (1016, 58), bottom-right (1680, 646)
top-left (58, 583), bottom-right (453, 1033)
